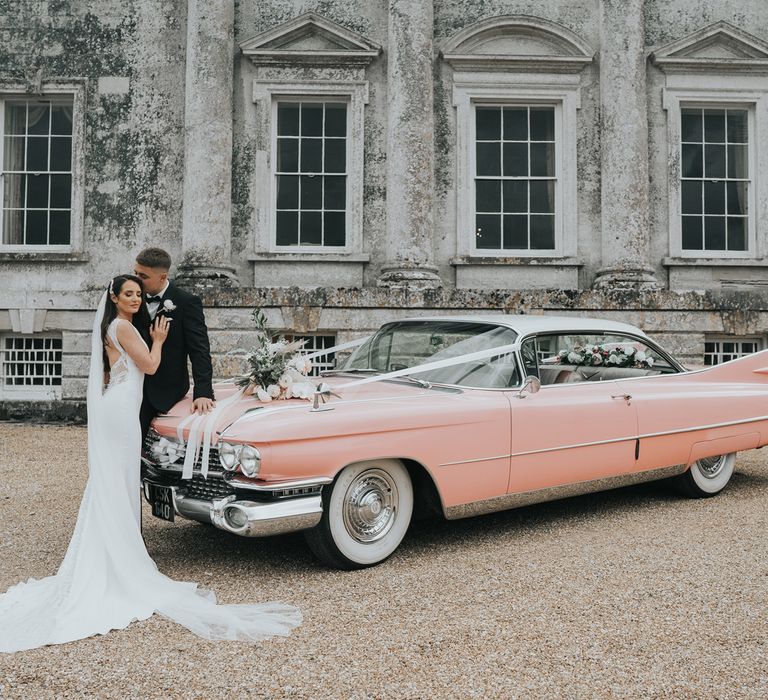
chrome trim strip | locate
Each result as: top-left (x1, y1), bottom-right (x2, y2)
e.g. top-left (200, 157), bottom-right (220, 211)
top-left (439, 454), bottom-right (510, 467)
top-left (634, 413), bottom-right (768, 441)
top-left (444, 464), bottom-right (687, 520)
top-left (227, 475), bottom-right (333, 492)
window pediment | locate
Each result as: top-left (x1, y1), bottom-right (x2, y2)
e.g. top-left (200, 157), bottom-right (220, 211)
top-left (240, 12), bottom-right (381, 67)
top-left (651, 21), bottom-right (768, 74)
top-left (441, 15), bottom-right (593, 73)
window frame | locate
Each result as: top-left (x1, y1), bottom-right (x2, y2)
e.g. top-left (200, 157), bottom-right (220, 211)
top-left (704, 336), bottom-right (763, 365)
top-left (0, 82), bottom-right (85, 254)
top-left (663, 84), bottom-right (768, 260)
top-left (0, 333), bottom-right (63, 400)
top-left (453, 81), bottom-right (580, 259)
top-left (252, 80), bottom-right (368, 257)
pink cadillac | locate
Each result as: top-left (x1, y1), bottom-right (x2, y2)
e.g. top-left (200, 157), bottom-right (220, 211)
top-left (142, 315), bottom-right (768, 569)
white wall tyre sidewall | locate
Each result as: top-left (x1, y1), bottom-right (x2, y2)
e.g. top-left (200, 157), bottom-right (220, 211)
top-left (328, 459), bottom-right (413, 566)
top-left (689, 453), bottom-right (736, 495)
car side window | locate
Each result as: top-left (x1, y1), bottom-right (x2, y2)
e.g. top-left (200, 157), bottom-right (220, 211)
top-left (521, 337), bottom-right (539, 378)
top-left (536, 333), bottom-right (677, 385)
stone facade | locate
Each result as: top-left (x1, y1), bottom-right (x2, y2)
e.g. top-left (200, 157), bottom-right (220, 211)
top-left (2, 0), bottom-right (768, 419)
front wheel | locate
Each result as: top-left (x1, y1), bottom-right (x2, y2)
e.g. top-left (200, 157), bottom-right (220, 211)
top-left (305, 459), bottom-right (413, 569)
top-left (673, 452), bottom-right (736, 498)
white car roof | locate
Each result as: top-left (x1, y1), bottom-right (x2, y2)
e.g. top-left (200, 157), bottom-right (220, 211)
top-left (395, 314), bottom-right (651, 339)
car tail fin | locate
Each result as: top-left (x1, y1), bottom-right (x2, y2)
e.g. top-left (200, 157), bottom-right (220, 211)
top-left (691, 348), bottom-right (768, 382)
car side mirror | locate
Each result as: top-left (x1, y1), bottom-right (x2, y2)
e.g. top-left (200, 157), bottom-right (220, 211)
top-left (517, 375), bottom-right (541, 399)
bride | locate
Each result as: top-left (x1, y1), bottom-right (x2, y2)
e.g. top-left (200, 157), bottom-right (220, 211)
top-left (0, 275), bottom-right (301, 653)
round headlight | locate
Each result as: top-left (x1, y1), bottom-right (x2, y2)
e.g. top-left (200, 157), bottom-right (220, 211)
top-left (218, 441), bottom-right (241, 471)
top-left (239, 445), bottom-right (261, 477)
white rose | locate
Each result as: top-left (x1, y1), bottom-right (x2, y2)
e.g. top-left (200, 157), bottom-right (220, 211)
top-left (623, 346), bottom-right (635, 356)
top-left (292, 382), bottom-right (314, 399)
top-left (635, 351), bottom-right (646, 362)
top-left (591, 353), bottom-right (603, 365)
top-left (646, 357), bottom-right (655, 366)
top-left (278, 373), bottom-right (293, 388)
top-left (267, 384), bottom-right (281, 398)
top-left (567, 351), bottom-right (581, 364)
top-left (162, 299), bottom-right (176, 312)
top-left (255, 387), bottom-right (272, 402)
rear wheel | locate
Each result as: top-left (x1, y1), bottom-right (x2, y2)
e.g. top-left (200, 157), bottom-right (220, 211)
top-left (305, 459), bottom-right (413, 569)
top-left (673, 453), bottom-right (736, 498)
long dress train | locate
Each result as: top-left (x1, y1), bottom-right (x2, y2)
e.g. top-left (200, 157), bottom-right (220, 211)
top-left (0, 299), bottom-right (301, 653)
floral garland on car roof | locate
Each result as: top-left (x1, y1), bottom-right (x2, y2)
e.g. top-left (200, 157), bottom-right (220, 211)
top-left (555, 344), bottom-right (655, 369)
top-left (235, 309), bottom-right (316, 401)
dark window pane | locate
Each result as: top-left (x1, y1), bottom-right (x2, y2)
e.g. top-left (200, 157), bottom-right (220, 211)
top-left (324, 176), bottom-right (346, 210)
top-left (3, 174), bottom-right (25, 208)
top-left (26, 173), bottom-right (49, 208)
top-left (300, 211), bottom-right (322, 245)
top-left (727, 110), bottom-right (748, 143)
top-left (277, 138), bottom-right (298, 172)
top-left (682, 216), bottom-right (702, 249)
top-left (325, 103), bottom-right (347, 137)
top-left (681, 144), bottom-right (702, 178)
top-left (476, 214), bottom-right (501, 249)
top-left (301, 138), bottom-right (322, 172)
top-left (476, 180), bottom-right (501, 212)
top-left (301, 104), bottom-right (323, 136)
top-left (276, 211), bottom-right (298, 245)
top-left (476, 108), bottom-right (501, 141)
top-left (49, 174), bottom-right (71, 209)
top-left (530, 180), bottom-right (554, 213)
top-left (5, 103), bottom-right (26, 135)
top-left (727, 217), bottom-right (746, 251)
top-left (704, 181), bottom-right (725, 214)
top-left (276, 175), bottom-right (299, 209)
top-left (681, 110), bottom-right (702, 142)
top-left (300, 175), bottom-right (322, 209)
top-left (727, 144), bottom-right (747, 179)
top-left (530, 215), bottom-right (555, 249)
top-left (3, 136), bottom-right (25, 170)
top-left (704, 216), bottom-right (726, 250)
top-left (2, 209), bottom-right (23, 245)
top-left (476, 142), bottom-right (500, 176)
top-left (324, 212), bottom-right (345, 246)
top-left (503, 214), bottom-right (527, 249)
top-left (530, 143), bottom-right (554, 176)
top-left (50, 137), bottom-right (71, 172)
top-left (277, 104), bottom-right (300, 136)
top-left (49, 210), bottom-right (70, 244)
top-left (27, 105), bottom-right (50, 135)
top-left (50, 105), bottom-right (73, 136)
top-left (530, 108), bottom-right (555, 141)
top-left (502, 108), bottom-right (527, 140)
top-left (324, 139), bottom-right (346, 173)
top-left (681, 180), bottom-right (702, 215)
top-left (704, 110), bottom-right (726, 142)
top-left (503, 180), bottom-right (527, 213)
top-left (503, 142), bottom-right (527, 176)
top-left (27, 137), bottom-right (48, 171)
top-left (727, 181), bottom-right (747, 215)
top-left (704, 144), bottom-right (725, 179)
top-left (26, 209), bottom-right (47, 244)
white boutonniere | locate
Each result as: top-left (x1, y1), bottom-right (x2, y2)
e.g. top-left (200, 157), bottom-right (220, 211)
top-left (162, 299), bottom-right (177, 312)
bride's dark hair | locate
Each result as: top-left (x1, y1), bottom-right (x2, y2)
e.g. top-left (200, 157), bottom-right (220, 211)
top-left (100, 275), bottom-right (152, 368)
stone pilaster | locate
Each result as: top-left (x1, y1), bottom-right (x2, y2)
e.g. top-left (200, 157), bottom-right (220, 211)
top-left (377, 0), bottom-right (442, 289)
top-left (593, 0), bottom-right (659, 290)
top-left (176, 0), bottom-right (237, 287)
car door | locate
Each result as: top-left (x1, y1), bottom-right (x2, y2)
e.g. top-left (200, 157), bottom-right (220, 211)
top-left (507, 333), bottom-right (639, 494)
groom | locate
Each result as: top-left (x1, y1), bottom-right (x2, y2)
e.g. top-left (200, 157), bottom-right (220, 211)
top-left (134, 247), bottom-right (216, 441)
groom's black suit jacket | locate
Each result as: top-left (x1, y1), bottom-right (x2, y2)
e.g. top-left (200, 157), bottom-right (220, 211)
top-left (143, 281), bottom-right (214, 415)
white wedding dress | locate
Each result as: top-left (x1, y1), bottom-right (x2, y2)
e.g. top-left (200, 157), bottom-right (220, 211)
top-left (0, 295), bottom-right (301, 653)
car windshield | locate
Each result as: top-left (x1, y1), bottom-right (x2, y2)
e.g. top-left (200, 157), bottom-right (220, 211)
top-left (343, 321), bottom-right (520, 388)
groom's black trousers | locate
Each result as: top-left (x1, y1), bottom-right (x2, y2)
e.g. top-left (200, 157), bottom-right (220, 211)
top-left (140, 401), bottom-right (158, 447)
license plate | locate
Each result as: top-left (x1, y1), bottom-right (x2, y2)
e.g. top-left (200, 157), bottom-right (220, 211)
top-left (149, 483), bottom-right (175, 522)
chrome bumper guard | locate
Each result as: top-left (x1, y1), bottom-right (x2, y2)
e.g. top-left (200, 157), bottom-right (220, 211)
top-left (142, 479), bottom-right (324, 537)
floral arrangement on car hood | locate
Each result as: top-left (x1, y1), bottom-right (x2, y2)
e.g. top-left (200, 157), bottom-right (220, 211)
top-left (235, 309), bottom-right (316, 401)
top-left (555, 344), bottom-right (655, 369)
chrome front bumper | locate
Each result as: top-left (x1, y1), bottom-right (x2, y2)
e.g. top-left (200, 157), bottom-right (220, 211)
top-left (142, 479), bottom-right (324, 537)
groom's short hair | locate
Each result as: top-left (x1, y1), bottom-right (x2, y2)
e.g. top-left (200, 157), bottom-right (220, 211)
top-left (136, 247), bottom-right (172, 270)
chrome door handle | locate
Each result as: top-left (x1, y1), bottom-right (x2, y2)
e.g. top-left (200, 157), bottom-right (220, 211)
top-left (611, 394), bottom-right (632, 404)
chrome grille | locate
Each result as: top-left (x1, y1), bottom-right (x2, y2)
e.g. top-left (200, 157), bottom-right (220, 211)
top-left (143, 429), bottom-right (220, 471)
top-left (183, 472), bottom-right (235, 500)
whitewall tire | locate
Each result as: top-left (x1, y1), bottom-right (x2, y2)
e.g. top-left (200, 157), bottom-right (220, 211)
top-left (675, 453), bottom-right (736, 498)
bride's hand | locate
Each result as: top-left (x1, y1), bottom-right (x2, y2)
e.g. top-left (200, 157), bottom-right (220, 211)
top-left (150, 315), bottom-right (171, 344)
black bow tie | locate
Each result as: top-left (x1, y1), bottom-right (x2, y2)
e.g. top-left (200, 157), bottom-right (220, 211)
top-left (146, 295), bottom-right (163, 303)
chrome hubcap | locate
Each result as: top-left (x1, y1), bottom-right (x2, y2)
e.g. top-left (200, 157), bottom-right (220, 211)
top-left (698, 454), bottom-right (727, 479)
top-left (342, 468), bottom-right (398, 543)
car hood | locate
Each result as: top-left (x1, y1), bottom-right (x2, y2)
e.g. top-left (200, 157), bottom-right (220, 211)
top-left (151, 376), bottom-right (473, 444)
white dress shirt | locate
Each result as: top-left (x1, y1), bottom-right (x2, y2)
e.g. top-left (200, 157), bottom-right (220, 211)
top-left (146, 281), bottom-right (170, 320)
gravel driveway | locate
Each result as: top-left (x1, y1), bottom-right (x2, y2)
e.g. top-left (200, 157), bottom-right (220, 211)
top-left (1, 423), bottom-right (767, 699)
